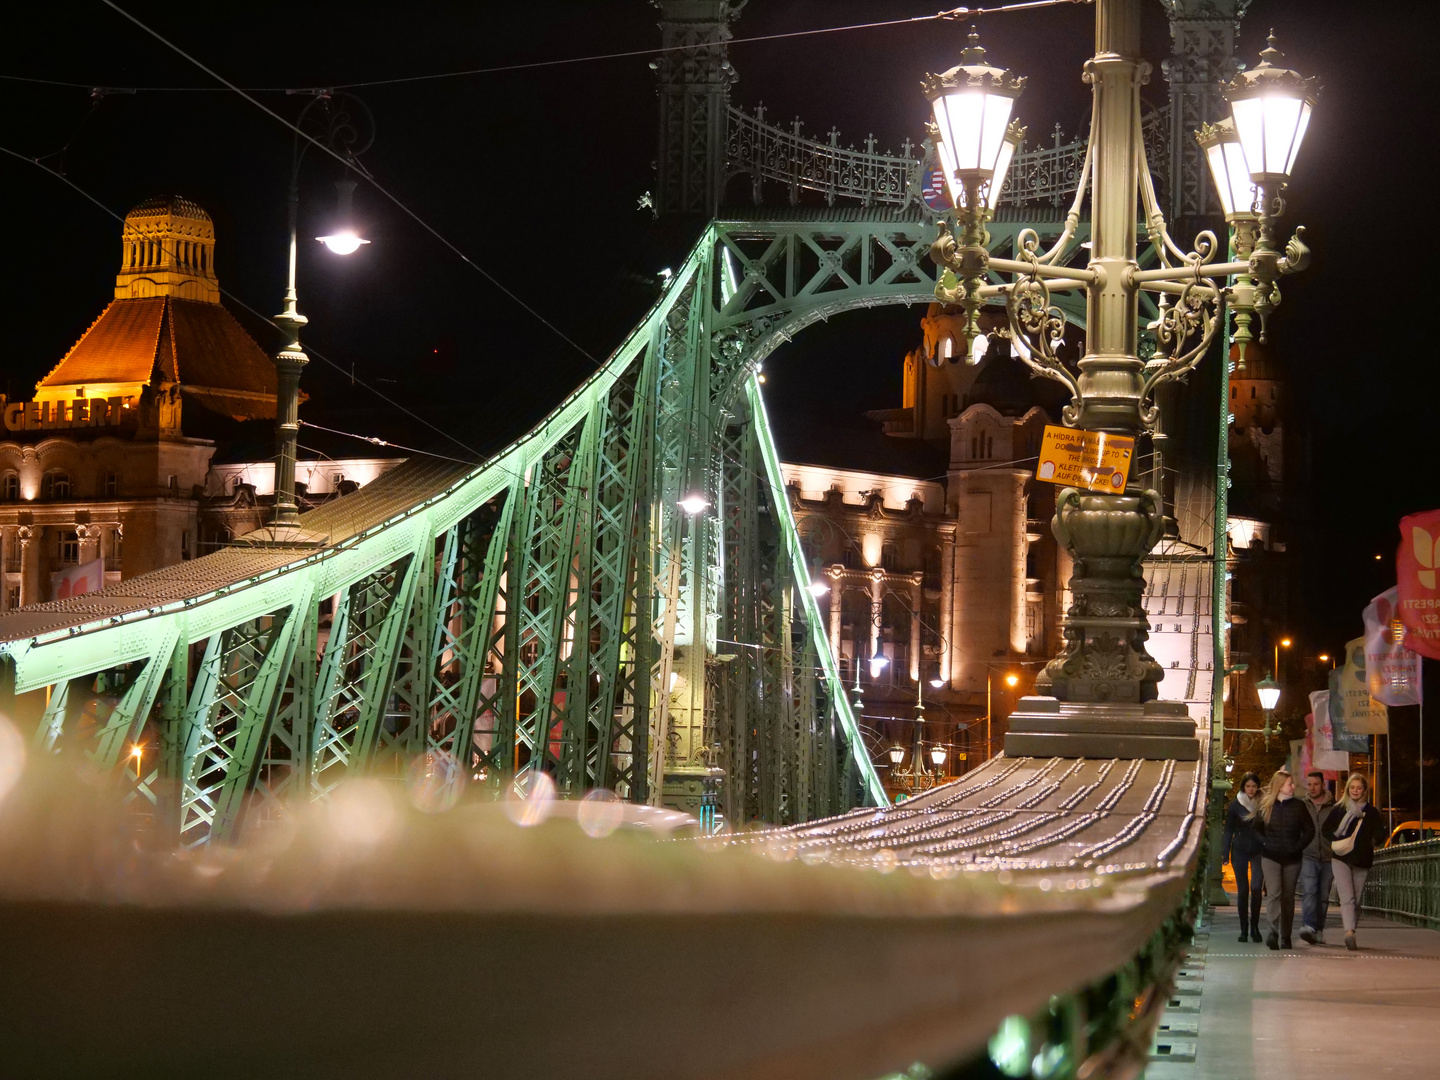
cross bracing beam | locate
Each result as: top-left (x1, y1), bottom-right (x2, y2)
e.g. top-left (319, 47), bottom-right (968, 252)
top-left (0, 208), bottom-right (1157, 841)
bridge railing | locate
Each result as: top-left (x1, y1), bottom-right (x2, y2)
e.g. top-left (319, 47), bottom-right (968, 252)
top-left (723, 103), bottom-right (1171, 210)
top-left (1362, 838), bottom-right (1440, 928)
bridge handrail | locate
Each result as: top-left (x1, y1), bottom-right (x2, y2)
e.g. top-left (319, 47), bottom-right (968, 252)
top-left (1362, 836), bottom-right (1440, 928)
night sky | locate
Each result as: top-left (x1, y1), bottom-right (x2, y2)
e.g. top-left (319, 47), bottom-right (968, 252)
top-left (2, 0), bottom-right (1436, 662)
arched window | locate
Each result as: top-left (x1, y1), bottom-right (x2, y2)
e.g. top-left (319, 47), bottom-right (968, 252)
top-left (1250, 386), bottom-right (1256, 399)
top-left (41, 471), bottom-right (70, 500)
top-left (1230, 384), bottom-right (1237, 399)
top-left (940, 337), bottom-right (954, 363)
top-left (1, 472), bottom-right (17, 502)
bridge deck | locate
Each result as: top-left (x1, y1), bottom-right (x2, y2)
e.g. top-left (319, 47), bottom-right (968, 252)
top-left (1148, 907), bottom-right (1440, 1079)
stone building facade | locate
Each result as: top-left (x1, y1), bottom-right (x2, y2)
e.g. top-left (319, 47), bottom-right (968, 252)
top-left (0, 196), bottom-right (277, 609)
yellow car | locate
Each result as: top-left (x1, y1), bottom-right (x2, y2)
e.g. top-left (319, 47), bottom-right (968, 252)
top-left (1382, 821), bottom-right (1440, 847)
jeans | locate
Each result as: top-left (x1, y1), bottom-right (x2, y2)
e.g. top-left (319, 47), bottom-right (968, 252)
top-left (1333, 860), bottom-right (1371, 933)
top-left (1234, 849), bottom-right (1263, 930)
top-left (1299, 856), bottom-right (1334, 932)
top-left (1262, 858), bottom-right (1302, 941)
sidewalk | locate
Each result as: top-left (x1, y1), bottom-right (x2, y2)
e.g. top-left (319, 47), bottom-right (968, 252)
top-left (1147, 904), bottom-right (1440, 1079)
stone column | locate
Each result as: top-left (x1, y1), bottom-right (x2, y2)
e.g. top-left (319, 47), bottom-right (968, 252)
top-left (939, 530), bottom-right (956, 687)
top-left (909, 572), bottom-right (924, 683)
top-left (76, 524), bottom-right (100, 566)
top-left (17, 526), bottom-right (36, 607)
top-left (868, 569), bottom-right (884, 672)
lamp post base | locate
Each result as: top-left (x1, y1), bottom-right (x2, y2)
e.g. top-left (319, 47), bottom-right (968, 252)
top-left (1003, 696), bottom-right (1199, 761)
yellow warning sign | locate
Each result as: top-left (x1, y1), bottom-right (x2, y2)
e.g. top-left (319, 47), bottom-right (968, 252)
top-left (1036, 425), bottom-right (1134, 493)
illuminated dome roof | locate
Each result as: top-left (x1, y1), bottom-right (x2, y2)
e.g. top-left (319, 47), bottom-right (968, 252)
top-left (125, 195), bottom-right (213, 224)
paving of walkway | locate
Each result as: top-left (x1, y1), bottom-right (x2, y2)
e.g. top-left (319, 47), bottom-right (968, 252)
top-left (1146, 901), bottom-right (1440, 1079)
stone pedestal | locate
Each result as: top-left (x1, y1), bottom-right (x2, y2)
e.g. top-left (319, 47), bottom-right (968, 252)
top-left (1003, 695), bottom-right (1199, 760)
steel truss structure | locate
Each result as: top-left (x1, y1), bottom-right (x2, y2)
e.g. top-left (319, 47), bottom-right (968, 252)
top-left (7, 213), bottom-right (1099, 841)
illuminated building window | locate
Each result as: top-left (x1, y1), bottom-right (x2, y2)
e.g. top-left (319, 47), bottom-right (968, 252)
top-left (1, 473), bottom-right (17, 502)
top-left (41, 471), bottom-right (71, 500)
top-left (57, 529), bottom-right (79, 564)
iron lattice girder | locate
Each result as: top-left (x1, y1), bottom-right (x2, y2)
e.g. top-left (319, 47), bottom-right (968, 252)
top-left (0, 212), bottom-right (1153, 833)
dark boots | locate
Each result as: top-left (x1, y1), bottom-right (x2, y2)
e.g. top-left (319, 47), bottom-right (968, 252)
top-left (1250, 891), bottom-right (1263, 943)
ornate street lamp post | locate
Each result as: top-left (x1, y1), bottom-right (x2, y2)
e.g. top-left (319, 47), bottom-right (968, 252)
top-left (256, 92), bottom-right (374, 544)
top-left (926, 3), bottom-right (1317, 759)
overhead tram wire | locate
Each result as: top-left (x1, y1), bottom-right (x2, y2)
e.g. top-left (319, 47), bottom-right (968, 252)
top-left (96, 0), bottom-right (601, 373)
top-left (4, 1), bottom-right (1088, 93)
top-left (0, 144), bottom-right (492, 466)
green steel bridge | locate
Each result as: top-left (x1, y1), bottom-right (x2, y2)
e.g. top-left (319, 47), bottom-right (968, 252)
top-left (0, 4), bottom-right (1243, 1075)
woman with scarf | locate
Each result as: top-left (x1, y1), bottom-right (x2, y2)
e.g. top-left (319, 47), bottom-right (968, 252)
top-left (1322, 772), bottom-right (1385, 951)
top-left (1252, 768), bottom-right (1315, 950)
top-left (1221, 772), bottom-right (1265, 942)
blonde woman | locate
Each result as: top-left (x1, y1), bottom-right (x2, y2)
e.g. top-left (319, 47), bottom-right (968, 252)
top-left (1322, 773), bottom-right (1385, 950)
top-left (1251, 768), bottom-right (1315, 949)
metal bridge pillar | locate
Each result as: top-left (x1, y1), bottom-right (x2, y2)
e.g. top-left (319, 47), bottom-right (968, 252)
top-left (652, 0), bottom-right (743, 216)
top-left (1160, 0), bottom-right (1248, 222)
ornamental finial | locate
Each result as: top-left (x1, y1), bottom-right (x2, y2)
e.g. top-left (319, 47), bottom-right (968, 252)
top-left (960, 26), bottom-right (986, 66)
top-left (1257, 29), bottom-right (1283, 69)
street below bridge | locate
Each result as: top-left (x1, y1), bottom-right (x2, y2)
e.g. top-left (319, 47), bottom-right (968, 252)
top-left (1147, 907), bottom-right (1440, 1079)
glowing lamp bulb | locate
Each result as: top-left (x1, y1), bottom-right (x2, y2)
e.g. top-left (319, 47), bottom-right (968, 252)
top-left (807, 580), bottom-right (830, 597)
top-left (317, 232), bottom-right (370, 255)
top-left (930, 745), bottom-right (947, 766)
top-left (1005, 674), bottom-right (1019, 688)
top-left (929, 677), bottom-right (945, 689)
top-left (868, 655), bottom-right (889, 679)
top-left (1256, 672), bottom-right (1281, 711)
top-left (888, 745), bottom-right (905, 765)
top-left (130, 745), bottom-right (143, 758)
top-left (677, 494), bottom-right (709, 515)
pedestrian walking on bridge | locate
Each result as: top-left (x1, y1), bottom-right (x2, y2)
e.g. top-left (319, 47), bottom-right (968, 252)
top-left (1299, 771), bottom-right (1335, 945)
top-left (1252, 768), bottom-right (1314, 950)
top-left (1222, 771), bottom-right (1264, 943)
top-left (1323, 772), bottom-right (1385, 951)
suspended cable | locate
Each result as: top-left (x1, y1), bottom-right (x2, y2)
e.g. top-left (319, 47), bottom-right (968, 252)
top-left (96, 0), bottom-right (602, 370)
top-left (5, 1), bottom-right (1086, 93)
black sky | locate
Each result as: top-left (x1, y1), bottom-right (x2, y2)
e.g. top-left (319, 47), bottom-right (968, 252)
top-left (2, 0), bottom-right (1437, 657)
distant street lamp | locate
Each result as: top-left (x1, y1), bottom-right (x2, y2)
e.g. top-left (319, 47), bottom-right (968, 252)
top-left (267, 92), bottom-right (374, 540)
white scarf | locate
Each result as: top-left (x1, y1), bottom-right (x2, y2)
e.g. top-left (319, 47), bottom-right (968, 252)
top-left (1237, 792), bottom-right (1256, 814)
top-left (1338, 800), bottom-right (1368, 838)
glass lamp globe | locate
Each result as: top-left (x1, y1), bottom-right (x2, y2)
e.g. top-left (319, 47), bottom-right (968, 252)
top-left (1195, 117), bottom-right (1258, 219)
top-left (1255, 672), bottom-right (1281, 711)
top-left (923, 27), bottom-right (1026, 208)
top-left (930, 745), bottom-right (947, 766)
top-left (1222, 31), bottom-right (1320, 185)
top-left (888, 745), bottom-right (905, 766)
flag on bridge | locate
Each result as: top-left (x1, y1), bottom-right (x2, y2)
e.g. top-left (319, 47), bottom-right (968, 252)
top-left (1364, 587), bottom-right (1423, 707)
top-left (1397, 509), bottom-right (1440, 660)
top-left (50, 558), bottom-right (104, 601)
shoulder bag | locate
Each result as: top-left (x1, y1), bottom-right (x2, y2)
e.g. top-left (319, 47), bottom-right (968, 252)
top-left (1331, 814), bottom-right (1361, 857)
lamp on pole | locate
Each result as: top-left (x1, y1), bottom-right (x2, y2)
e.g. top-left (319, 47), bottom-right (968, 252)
top-left (926, 5), bottom-right (1316, 760)
top-left (259, 91), bottom-right (374, 544)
